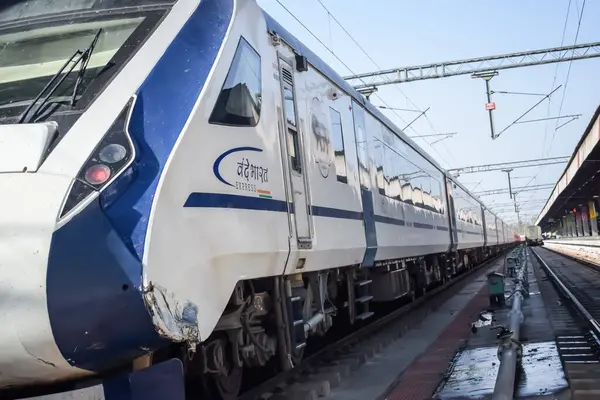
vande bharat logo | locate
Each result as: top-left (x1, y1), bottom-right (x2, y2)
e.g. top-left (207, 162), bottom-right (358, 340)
top-left (213, 147), bottom-right (272, 198)
top-left (310, 97), bottom-right (332, 178)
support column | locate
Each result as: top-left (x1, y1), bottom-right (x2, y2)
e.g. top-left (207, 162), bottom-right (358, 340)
top-left (562, 216), bottom-right (568, 237)
top-left (581, 205), bottom-right (591, 236)
top-left (570, 213), bottom-right (577, 237)
top-left (589, 200), bottom-right (599, 236)
top-left (576, 211), bottom-right (584, 236)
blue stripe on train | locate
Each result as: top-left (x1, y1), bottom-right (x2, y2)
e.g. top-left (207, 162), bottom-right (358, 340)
top-left (104, 0), bottom-right (233, 260)
top-left (184, 192), bottom-right (448, 231)
top-left (47, 0), bottom-right (233, 372)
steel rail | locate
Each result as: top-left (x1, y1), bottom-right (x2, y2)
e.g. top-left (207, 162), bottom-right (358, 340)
top-left (531, 248), bottom-right (600, 334)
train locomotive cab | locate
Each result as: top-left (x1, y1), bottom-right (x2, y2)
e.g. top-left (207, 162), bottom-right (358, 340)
top-left (0, 0), bottom-right (209, 391)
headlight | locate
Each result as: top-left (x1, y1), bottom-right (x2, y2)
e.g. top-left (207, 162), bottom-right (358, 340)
top-left (59, 97), bottom-right (136, 218)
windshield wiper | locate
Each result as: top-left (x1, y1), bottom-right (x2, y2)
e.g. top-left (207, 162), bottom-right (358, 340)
top-left (70, 30), bottom-right (102, 106)
top-left (18, 29), bottom-right (102, 124)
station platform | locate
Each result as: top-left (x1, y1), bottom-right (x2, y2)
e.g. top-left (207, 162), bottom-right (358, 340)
top-left (544, 238), bottom-right (600, 265)
top-left (536, 104), bottom-right (600, 236)
top-left (326, 248), bottom-right (578, 400)
top-left (327, 257), bottom-right (502, 400)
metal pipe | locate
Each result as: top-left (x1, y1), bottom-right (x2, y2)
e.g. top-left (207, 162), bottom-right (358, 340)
top-left (492, 248), bottom-right (526, 400)
top-left (304, 312), bottom-right (325, 333)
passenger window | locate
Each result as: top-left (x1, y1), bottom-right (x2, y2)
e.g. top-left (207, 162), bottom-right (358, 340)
top-left (329, 108), bottom-right (347, 183)
top-left (374, 141), bottom-right (385, 195)
top-left (209, 38), bottom-right (262, 127)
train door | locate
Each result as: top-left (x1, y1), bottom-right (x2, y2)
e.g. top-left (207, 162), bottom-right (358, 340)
top-left (351, 101), bottom-right (377, 267)
top-left (481, 206), bottom-right (489, 247)
top-left (445, 177), bottom-right (458, 251)
top-left (278, 58), bottom-right (312, 248)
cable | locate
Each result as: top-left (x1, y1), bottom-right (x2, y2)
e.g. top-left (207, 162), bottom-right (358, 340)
top-left (311, 0), bottom-right (457, 167)
top-left (541, 0), bottom-right (572, 156)
top-left (547, 0), bottom-right (587, 154)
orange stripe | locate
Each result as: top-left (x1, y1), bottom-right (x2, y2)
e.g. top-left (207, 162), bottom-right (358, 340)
top-left (256, 189), bottom-right (271, 195)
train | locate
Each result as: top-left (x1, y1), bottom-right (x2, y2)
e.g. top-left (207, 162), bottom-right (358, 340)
top-left (525, 225), bottom-right (544, 246)
top-left (0, 0), bottom-right (517, 398)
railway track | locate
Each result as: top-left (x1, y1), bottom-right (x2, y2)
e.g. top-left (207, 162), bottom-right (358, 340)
top-left (531, 247), bottom-right (600, 399)
top-left (237, 254), bottom-right (507, 400)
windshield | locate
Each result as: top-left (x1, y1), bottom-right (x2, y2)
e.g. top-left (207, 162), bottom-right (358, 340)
top-left (0, 1), bottom-right (174, 125)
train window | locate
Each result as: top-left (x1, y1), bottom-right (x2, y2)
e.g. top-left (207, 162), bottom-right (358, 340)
top-left (283, 87), bottom-right (297, 127)
top-left (209, 37), bottom-right (262, 127)
top-left (351, 102), bottom-right (370, 190)
top-left (329, 108), bottom-right (347, 183)
top-left (374, 142), bottom-right (386, 195)
top-left (288, 127), bottom-right (301, 172)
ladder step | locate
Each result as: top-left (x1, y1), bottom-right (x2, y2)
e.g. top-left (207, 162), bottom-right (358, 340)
top-left (290, 296), bottom-right (302, 302)
top-left (355, 279), bottom-right (372, 287)
top-left (356, 295), bottom-right (374, 304)
top-left (356, 311), bottom-right (374, 320)
top-left (293, 319), bottom-right (304, 326)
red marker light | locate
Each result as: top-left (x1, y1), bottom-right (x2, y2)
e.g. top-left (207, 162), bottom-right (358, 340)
top-left (85, 164), bottom-right (111, 185)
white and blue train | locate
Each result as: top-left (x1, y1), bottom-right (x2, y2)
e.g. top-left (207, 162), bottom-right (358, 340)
top-left (0, 0), bottom-right (516, 398)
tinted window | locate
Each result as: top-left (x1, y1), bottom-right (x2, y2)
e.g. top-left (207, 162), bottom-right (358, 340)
top-left (329, 108), bottom-right (347, 183)
top-left (210, 38), bottom-right (261, 127)
top-left (372, 129), bottom-right (445, 214)
top-left (352, 102), bottom-right (370, 190)
top-left (284, 87), bottom-right (296, 127)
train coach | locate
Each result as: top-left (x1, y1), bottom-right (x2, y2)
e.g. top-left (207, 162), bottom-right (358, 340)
top-left (0, 0), bottom-right (515, 398)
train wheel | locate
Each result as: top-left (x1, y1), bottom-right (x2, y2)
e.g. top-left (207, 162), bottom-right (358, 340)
top-left (208, 364), bottom-right (242, 400)
top-left (203, 337), bottom-right (243, 400)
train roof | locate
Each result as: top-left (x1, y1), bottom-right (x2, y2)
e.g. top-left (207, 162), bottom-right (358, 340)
top-left (262, 11), bottom-right (443, 172)
top-left (262, 11), bottom-right (508, 227)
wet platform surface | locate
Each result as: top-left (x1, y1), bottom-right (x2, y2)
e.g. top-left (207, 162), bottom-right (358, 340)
top-left (435, 250), bottom-right (569, 399)
top-left (327, 260), bottom-right (504, 400)
top-left (434, 249), bottom-right (569, 399)
top-left (436, 342), bottom-right (568, 399)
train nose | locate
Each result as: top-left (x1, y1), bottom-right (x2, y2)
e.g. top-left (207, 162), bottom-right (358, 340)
top-left (0, 172), bottom-right (164, 390)
top-left (0, 171), bottom-right (83, 386)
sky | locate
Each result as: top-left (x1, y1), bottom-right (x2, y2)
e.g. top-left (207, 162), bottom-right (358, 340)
top-left (257, 0), bottom-right (600, 228)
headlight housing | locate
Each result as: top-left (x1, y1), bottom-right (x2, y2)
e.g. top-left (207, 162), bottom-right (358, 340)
top-left (60, 97), bottom-right (137, 218)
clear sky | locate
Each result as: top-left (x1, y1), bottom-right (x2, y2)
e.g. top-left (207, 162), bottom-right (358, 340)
top-left (257, 0), bottom-right (600, 228)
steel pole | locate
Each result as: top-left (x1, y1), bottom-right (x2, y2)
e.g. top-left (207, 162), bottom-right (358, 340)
top-left (485, 78), bottom-right (496, 139)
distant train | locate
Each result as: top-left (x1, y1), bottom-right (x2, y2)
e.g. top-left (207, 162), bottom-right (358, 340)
top-left (526, 225), bottom-right (544, 246)
top-left (0, 0), bottom-right (517, 398)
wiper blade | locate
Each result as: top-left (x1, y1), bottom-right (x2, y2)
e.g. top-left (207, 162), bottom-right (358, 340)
top-left (70, 29), bottom-right (102, 106)
top-left (18, 29), bottom-right (103, 124)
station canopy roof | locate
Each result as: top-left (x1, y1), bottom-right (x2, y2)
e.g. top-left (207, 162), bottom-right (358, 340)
top-left (536, 105), bottom-right (600, 231)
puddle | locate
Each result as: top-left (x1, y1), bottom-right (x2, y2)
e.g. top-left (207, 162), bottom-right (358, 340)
top-left (434, 341), bottom-right (568, 399)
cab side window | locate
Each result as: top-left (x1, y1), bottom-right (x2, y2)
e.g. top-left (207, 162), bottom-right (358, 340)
top-left (209, 38), bottom-right (262, 126)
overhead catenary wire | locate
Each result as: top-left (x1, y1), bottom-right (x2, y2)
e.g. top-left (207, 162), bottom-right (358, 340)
top-left (311, 0), bottom-right (458, 168)
top-left (547, 0), bottom-right (587, 155)
top-left (541, 0), bottom-right (573, 156)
